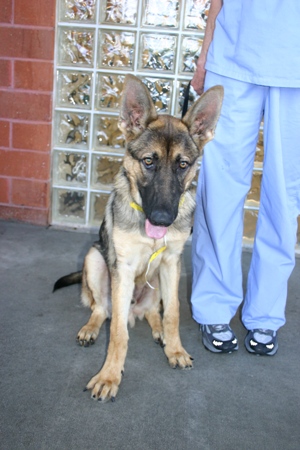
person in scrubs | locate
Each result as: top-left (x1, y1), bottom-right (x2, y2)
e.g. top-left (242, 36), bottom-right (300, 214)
top-left (191, 0), bottom-right (300, 355)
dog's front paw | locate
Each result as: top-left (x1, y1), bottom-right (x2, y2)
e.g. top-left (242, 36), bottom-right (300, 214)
top-left (77, 325), bottom-right (99, 347)
top-left (84, 368), bottom-right (123, 402)
top-left (164, 345), bottom-right (194, 369)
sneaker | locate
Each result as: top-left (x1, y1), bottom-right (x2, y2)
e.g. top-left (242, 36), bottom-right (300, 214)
top-left (244, 329), bottom-right (278, 356)
top-left (200, 324), bottom-right (239, 353)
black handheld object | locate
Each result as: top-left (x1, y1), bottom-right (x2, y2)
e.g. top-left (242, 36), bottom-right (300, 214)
top-left (181, 81), bottom-right (191, 118)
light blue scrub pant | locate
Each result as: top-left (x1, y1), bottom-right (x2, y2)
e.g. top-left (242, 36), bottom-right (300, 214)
top-left (191, 71), bottom-right (300, 331)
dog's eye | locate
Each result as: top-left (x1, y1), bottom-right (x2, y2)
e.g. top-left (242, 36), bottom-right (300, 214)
top-left (143, 157), bottom-right (153, 167)
top-left (179, 160), bottom-right (189, 169)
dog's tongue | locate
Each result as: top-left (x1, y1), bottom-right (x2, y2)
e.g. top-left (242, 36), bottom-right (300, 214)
top-left (145, 219), bottom-right (167, 239)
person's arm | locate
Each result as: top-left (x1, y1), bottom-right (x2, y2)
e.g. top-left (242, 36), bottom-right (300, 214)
top-left (191, 0), bottom-right (223, 95)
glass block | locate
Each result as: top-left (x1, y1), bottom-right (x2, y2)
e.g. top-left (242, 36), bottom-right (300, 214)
top-left (245, 171), bottom-right (262, 209)
top-left (176, 80), bottom-right (199, 116)
top-left (58, 28), bottom-right (94, 66)
top-left (180, 35), bottom-right (203, 73)
top-left (53, 150), bottom-right (88, 186)
top-left (89, 191), bottom-right (111, 225)
top-left (184, 0), bottom-right (210, 30)
top-left (56, 70), bottom-right (92, 109)
top-left (142, 0), bottom-right (180, 28)
top-left (91, 153), bottom-right (123, 189)
top-left (59, 0), bottom-right (96, 22)
top-left (100, 0), bottom-right (138, 25)
top-left (93, 115), bottom-right (125, 150)
top-left (254, 126), bottom-right (264, 168)
top-left (55, 112), bottom-right (90, 149)
top-left (140, 77), bottom-right (172, 113)
top-left (140, 33), bottom-right (176, 72)
top-left (52, 188), bottom-right (86, 223)
top-left (98, 30), bottom-right (135, 70)
top-left (95, 73), bottom-right (125, 111)
top-left (243, 209), bottom-right (258, 247)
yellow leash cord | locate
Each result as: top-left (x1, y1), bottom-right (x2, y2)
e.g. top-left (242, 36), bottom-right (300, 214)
top-left (129, 195), bottom-right (185, 289)
top-left (144, 236), bottom-right (167, 290)
top-left (129, 201), bottom-right (144, 213)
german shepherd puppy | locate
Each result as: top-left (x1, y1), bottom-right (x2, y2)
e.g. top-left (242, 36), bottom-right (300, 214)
top-left (54, 75), bottom-right (223, 401)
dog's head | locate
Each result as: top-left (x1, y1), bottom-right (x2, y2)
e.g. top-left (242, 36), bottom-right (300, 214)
top-left (119, 74), bottom-right (223, 239)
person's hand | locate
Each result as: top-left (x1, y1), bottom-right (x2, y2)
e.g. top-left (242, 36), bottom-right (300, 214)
top-left (191, 56), bottom-right (206, 95)
top-left (190, 0), bottom-right (223, 95)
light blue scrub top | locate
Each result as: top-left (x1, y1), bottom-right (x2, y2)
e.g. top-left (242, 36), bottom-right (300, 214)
top-left (206, 0), bottom-right (300, 87)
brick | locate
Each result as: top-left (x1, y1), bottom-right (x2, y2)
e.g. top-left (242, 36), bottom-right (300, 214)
top-left (14, 60), bottom-right (53, 91)
top-left (0, 121), bottom-right (10, 147)
top-left (0, 205), bottom-right (49, 225)
top-left (0, 178), bottom-right (10, 203)
top-left (0, 150), bottom-right (50, 180)
top-left (0, 60), bottom-right (12, 87)
top-left (12, 179), bottom-right (50, 208)
top-left (0, 0), bottom-right (13, 22)
top-left (13, 123), bottom-right (51, 151)
top-left (0, 91), bottom-right (52, 121)
top-left (0, 28), bottom-right (54, 60)
top-left (14, 0), bottom-right (55, 27)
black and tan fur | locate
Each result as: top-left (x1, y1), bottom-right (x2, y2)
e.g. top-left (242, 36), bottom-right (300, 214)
top-left (54, 75), bottom-right (223, 401)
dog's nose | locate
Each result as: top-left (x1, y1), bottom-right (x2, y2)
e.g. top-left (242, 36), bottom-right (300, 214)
top-left (149, 209), bottom-right (175, 227)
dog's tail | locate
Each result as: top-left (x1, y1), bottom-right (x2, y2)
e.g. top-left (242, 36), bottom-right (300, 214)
top-left (53, 271), bottom-right (83, 292)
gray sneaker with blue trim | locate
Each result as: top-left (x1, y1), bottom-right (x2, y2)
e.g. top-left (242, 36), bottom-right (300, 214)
top-left (200, 324), bottom-right (239, 353)
top-left (244, 329), bottom-right (278, 356)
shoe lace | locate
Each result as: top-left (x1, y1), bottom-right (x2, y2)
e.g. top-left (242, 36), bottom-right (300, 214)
top-left (255, 329), bottom-right (274, 337)
top-left (210, 324), bottom-right (229, 333)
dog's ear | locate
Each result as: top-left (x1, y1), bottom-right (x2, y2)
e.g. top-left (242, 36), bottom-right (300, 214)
top-left (118, 74), bottom-right (158, 140)
top-left (182, 85), bottom-right (224, 148)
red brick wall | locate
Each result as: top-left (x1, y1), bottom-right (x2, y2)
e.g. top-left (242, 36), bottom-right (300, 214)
top-left (0, 0), bottom-right (56, 225)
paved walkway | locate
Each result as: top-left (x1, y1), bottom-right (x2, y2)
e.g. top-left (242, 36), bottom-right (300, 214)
top-left (1, 221), bottom-right (300, 449)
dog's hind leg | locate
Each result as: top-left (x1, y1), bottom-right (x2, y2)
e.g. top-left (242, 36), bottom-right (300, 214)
top-left (77, 246), bottom-right (110, 347)
top-left (145, 306), bottom-right (163, 346)
top-left (143, 281), bottom-right (164, 345)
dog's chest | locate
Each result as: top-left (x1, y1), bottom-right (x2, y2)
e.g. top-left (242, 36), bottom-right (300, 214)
top-left (131, 239), bottom-right (168, 276)
top-left (115, 231), bottom-right (177, 270)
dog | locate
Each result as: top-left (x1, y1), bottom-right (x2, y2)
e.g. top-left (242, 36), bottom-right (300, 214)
top-left (54, 74), bottom-right (223, 401)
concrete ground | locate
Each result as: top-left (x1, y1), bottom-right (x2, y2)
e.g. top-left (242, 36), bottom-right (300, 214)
top-left (1, 220), bottom-right (300, 450)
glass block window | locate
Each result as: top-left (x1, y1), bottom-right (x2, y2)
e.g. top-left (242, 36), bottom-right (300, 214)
top-left (52, 0), bottom-right (211, 229)
top-left (51, 0), bottom-right (272, 250)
